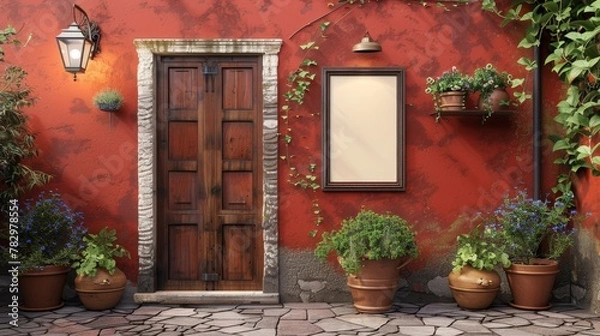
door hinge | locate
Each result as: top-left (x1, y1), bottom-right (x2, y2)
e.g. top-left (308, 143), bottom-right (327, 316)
top-left (202, 273), bottom-right (220, 282)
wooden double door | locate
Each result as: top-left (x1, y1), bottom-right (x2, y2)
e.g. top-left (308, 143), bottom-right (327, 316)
top-left (156, 56), bottom-right (263, 290)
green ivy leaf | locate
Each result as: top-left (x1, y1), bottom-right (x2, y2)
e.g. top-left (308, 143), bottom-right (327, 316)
top-left (567, 67), bottom-right (585, 83)
top-left (553, 139), bottom-right (573, 151)
top-left (300, 42), bottom-right (316, 50)
top-left (576, 145), bottom-right (593, 159)
top-left (517, 57), bottom-right (537, 70)
top-left (590, 114), bottom-right (600, 128)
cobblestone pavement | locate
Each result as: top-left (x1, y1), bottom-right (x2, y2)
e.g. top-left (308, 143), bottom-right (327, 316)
top-left (1, 301), bottom-right (600, 336)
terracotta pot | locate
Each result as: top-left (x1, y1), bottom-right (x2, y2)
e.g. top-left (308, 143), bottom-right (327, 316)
top-left (438, 91), bottom-right (467, 111)
top-left (75, 267), bottom-right (127, 311)
top-left (504, 259), bottom-right (559, 310)
top-left (478, 88), bottom-right (510, 112)
top-left (448, 265), bottom-right (501, 310)
top-left (346, 257), bottom-right (410, 313)
top-left (20, 265), bottom-right (70, 311)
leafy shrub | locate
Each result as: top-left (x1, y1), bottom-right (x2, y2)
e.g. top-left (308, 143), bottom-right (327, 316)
top-left (19, 191), bottom-right (87, 271)
top-left (425, 66), bottom-right (473, 95)
top-left (485, 189), bottom-right (577, 264)
top-left (73, 227), bottom-right (130, 277)
top-left (452, 225), bottom-right (510, 272)
top-left (0, 25), bottom-right (50, 215)
top-left (315, 208), bottom-right (418, 274)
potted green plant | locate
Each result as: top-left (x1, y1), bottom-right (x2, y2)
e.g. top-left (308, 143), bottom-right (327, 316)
top-left (485, 189), bottom-right (578, 310)
top-left (72, 227), bottom-right (131, 310)
top-left (92, 89), bottom-right (124, 112)
top-left (425, 66), bottom-right (473, 114)
top-left (448, 225), bottom-right (510, 310)
top-left (315, 208), bottom-right (418, 313)
top-left (17, 190), bottom-right (87, 311)
top-left (472, 63), bottom-right (513, 116)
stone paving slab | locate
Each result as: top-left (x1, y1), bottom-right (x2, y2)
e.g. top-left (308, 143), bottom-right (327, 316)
top-left (2, 301), bottom-right (600, 335)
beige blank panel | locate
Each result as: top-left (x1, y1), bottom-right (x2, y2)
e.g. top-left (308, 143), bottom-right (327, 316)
top-left (329, 75), bottom-right (398, 182)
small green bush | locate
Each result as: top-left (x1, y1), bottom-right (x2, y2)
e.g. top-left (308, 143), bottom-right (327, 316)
top-left (451, 225), bottom-right (510, 272)
top-left (73, 227), bottom-right (130, 277)
top-left (315, 208), bottom-right (418, 274)
top-left (18, 191), bottom-right (87, 271)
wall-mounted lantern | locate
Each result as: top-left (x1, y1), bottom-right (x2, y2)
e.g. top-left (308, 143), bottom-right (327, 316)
top-left (352, 31), bottom-right (382, 53)
top-left (56, 4), bottom-right (101, 81)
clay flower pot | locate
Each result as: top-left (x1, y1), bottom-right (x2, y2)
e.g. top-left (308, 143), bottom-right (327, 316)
top-left (438, 91), bottom-right (467, 111)
top-left (346, 257), bottom-right (411, 313)
top-left (478, 88), bottom-right (510, 112)
top-left (20, 265), bottom-right (70, 311)
top-left (505, 259), bottom-right (559, 310)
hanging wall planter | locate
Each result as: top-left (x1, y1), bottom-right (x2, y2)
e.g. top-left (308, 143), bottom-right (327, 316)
top-left (472, 64), bottom-right (514, 116)
top-left (424, 66), bottom-right (471, 116)
top-left (93, 89), bottom-right (124, 112)
top-left (438, 91), bottom-right (468, 111)
top-left (477, 88), bottom-right (511, 113)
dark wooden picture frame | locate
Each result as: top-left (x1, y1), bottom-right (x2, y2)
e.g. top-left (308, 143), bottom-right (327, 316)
top-left (322, 67), bottom-right (405, 191)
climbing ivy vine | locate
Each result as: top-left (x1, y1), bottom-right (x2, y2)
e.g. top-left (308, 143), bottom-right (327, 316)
top-left (284, 0), bottom-right (600, 236)
top-left (481, 0), bottom-right (600, 184)
top-left (281, 0), bottom-right (486, 237)
top-left (280, 36), bottom-right (324, 236)
top-left (281, 1), bottom-right (372, 236)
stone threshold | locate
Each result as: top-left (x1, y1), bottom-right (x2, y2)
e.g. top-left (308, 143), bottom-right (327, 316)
top-left (133, 291), bottom-right (279, 305)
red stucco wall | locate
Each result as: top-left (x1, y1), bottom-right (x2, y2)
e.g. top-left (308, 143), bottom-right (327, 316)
top-left (575, 169), bottom-right (600, 245)
top-left (2, 0), bottom-right (595, 290)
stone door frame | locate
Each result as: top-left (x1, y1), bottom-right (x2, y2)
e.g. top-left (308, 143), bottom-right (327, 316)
top-left (133, 39), bottom-right (282, 303)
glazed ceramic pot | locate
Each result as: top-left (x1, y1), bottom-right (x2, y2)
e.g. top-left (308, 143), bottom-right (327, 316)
top-left (75, 267), bottom-right (127, 311)
top-left (448, 265), bottom-right (501, 310)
